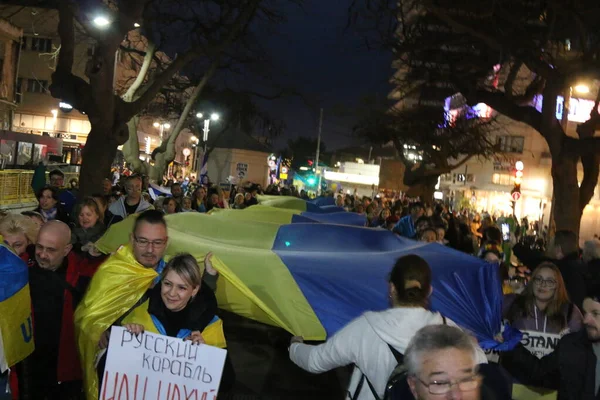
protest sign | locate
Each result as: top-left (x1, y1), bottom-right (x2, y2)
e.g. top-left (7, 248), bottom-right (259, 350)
top-left (100, 326), bottom-right (227, 400)
top-left (521, 330), bottom-right (562, 359)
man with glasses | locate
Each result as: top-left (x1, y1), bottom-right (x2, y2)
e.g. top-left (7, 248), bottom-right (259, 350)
top-left (108, 174), bottom-right (153, 219)
top-left (75, 210), bottom-right (218, 398)
top-left (406, 324), bottom-right (493, 400)
top-left (501, 285), bottom-right (600, 399)
top-left (49, 169), bottom-right (77, 216)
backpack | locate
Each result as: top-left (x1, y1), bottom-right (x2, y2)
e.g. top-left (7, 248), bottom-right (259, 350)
top-left (352, 315), bottom-right (447, 400)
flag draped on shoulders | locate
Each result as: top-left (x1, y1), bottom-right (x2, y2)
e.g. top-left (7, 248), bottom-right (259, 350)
top-left (0, 245), bottom-right (34, 372)
top-left (74, 244), bottom-right (157, 400)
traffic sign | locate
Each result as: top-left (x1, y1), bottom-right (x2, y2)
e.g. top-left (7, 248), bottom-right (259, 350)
top-left (511, 191), bottom-right (521, 201)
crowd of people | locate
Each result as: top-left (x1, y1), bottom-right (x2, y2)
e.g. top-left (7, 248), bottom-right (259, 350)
top-left (3, 169), bottom-right (600, 399)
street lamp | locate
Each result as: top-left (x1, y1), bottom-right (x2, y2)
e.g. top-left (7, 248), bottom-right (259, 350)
top-left (93, 16), bottom-right (110, 27)
top-left (194, 112), bottom-right (220, 180)
top-left (575, 84), bottom-right (590, 94)
top-left (153, 121), bottom-right (171, 140)
top-left (190, 135), bottom-right (200, 173)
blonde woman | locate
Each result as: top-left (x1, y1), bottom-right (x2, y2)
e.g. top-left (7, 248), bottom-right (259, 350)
top-left (0, 213), bottom-right (40, 255)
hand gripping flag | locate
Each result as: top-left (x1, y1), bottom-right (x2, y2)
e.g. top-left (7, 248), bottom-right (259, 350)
top-left (0, 245), bottom-right (34, 372)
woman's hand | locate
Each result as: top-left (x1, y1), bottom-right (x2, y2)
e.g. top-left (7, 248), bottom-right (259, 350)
top-left (204, 252), bottom-right (218, 276)
top-left (124, 323), bottom-right (145, 335)
top-left (186, 331), bottom-right (205, 345)
top-left (98, 329), bottom-right (111, 349)
top-left (88, 244), bottom-right (101, 257)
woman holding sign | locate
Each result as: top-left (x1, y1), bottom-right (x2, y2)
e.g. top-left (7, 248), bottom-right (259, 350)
top-left (504, 262), bottom-right (583, 359)
top-left (98, 254), bottom-right (234, 392)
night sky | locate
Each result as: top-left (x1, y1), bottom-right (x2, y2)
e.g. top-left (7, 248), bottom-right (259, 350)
top-left (220, 0), bottom-right (393, 151)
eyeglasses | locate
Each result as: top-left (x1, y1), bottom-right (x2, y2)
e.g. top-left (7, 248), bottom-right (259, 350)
top-left (133, 235), bottom-right (167, 249)
top-left (533, 277), bottom-right (557, 288)
top-left (416, 374), bottom-right (482, 395)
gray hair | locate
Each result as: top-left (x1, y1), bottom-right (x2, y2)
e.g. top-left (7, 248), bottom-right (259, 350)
top-left (583, 240), bottom-right (600, 263)
top-left (405, 324), bottom-right (477, 376)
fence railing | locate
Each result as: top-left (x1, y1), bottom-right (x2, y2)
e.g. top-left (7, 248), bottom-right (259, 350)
top-left (0, 170), bottom-right (79, 207)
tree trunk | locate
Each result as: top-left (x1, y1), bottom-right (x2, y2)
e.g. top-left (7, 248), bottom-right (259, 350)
top-left (123, 116), bottom-right (149, 175)
top-left (80, 126), bottom-right (119, 196)
top-left (404, 174), bottom-right (439, 202)
top-left (551, 154), bottom-right (582, 234)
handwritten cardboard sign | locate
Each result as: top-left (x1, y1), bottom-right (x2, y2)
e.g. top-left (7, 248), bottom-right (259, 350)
top-left (100, 326), bottom-right (227, 400)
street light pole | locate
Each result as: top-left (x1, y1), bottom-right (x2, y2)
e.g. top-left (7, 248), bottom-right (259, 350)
top-left (195, 112), bottom-right (220, 182)
top-left (315, 108), bottom-right (323, 195)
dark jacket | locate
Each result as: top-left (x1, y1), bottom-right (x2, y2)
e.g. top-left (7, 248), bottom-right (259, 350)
top-left (513, 244), bottom-right (587, 309)
top-left (71, 223), bottom-right (106, 246)
top-left (501, 329), bottom-right (600, 400)
top-left (33, 205), bottom-right (70, 224)
top-left (12, 247), bottom-right (101, 399)
top-left (104, 209), bottom-right (123, 228)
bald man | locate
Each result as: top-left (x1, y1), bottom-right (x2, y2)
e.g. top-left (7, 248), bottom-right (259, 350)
top-left (13, 221), bottom-right (101, 399)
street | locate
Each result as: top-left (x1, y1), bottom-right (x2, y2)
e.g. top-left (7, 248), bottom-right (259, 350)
top-left (220, 311), bottom-right (349, 400)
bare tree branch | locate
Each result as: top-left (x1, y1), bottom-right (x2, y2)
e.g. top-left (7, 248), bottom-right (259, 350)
top-left (122, 40), bottom-right (156, 102)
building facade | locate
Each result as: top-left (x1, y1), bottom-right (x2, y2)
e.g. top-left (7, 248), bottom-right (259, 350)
top-left (0, 18), bottom-right (22, 131)
top-left (0, 6), bottom-right (192, 169)
top-left (440, 98), bottom-right (600, 242)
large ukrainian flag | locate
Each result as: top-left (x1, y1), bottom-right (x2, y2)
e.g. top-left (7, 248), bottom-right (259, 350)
top-left (93, 201), bottom-right (510, 345)
top-left (0, 245), bottom-right (34, 372)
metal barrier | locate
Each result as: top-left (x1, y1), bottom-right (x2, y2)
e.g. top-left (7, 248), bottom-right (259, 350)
top-left (0, 170), bottom-right (80, 207)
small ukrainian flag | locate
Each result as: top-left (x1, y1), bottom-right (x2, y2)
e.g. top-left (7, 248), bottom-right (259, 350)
top-left (0, 245), bottom-right (34, 371)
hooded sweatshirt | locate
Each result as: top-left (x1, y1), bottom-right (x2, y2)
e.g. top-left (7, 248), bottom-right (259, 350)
top-left (289, 307), bottom-right (488, 400)
top-left (108, 196), bottom-right (153, 219)
top-left (503, 294), bottom-right (584, 358)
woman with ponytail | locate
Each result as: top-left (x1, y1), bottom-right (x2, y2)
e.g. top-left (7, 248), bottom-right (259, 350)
top-left (288, 254), bottom-right (487, 400)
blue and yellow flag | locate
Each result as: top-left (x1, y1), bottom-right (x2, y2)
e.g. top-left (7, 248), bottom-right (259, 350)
top-left (94, 204), bottom-right (511, 348)
top-left (0, 245), bottom-right (34, 371)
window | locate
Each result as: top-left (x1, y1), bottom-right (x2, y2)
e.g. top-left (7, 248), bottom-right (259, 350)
top-left (497, 136), bottom-right (525, 154)
top-left (27, 79), bottom-right (48, 93)
top-left (492, 173), bottom-right (515, 186)
top-left (454, 174), bottom-right (475, 183)
top-left (29, 37), bottom-right (52, 52)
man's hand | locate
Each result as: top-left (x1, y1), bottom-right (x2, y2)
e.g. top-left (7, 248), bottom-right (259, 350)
top-left (204, 252), bottom-right (218, 276)
top-left (124, 323), bottom-right (145, 335)
top-left (186, 331), bottom-right (205, 345)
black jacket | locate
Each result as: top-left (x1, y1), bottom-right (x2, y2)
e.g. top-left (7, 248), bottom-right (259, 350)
top-left (501, 330), bottom-right (600, 400)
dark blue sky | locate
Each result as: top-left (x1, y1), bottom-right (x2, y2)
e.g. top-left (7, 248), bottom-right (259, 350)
top-left (225, 0), bottom-right (393, 151)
